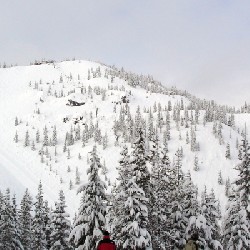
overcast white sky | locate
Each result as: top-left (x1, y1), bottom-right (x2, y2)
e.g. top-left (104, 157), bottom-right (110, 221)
top-left (1, 0), bottom-right (250, 107)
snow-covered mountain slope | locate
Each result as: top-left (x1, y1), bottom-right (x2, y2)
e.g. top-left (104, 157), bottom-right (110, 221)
top-left (0, 60), bottom-right (249, 217)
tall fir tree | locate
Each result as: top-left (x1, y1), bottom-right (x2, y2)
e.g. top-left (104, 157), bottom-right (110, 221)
top-left (0, 189), bottom-right (23, 250)
top-left (52, 125), bottom-right (57, 146)
top-left (225, 143), bottom-right (231, 159)
top-left (43, 126), bottom-right (49, 147)
top-left (32, 182), bottom-right (47, 250)
top-left (19, 189), bottom-right (33, 249)
top-left (130, 129), bottom-right (150, 197)
top-left (69, 146), bottom-right (107, 249)
top-left (223, 137), bottom-right (250, 249)
top-left (50, 190), bottom-right (72, 249)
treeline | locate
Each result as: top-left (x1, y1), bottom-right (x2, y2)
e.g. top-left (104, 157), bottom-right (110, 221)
top-left (1, 131), bottom-right (249, 250)
top-left (0, 184), bottom-right (71, 249)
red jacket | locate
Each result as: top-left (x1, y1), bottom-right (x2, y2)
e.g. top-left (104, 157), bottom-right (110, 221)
top-left (97, 236), bottom-right (116, 250)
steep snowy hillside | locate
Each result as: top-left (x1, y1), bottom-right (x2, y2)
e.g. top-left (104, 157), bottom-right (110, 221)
top-left (0, 60), bottom-right (249, 217)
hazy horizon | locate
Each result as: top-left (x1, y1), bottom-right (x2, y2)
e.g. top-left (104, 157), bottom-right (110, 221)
top-left (1, 0), bottom-right (250, 107)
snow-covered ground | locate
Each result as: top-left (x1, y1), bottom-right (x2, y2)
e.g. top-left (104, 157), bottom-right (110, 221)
top-left (0, 60), bottom-right (248, 218)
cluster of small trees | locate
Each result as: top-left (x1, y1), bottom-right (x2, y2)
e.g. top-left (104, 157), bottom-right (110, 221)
top-left (0, 184), bottom-right (72, 249)
top-left (0, 62), bottom-right (18, 68)
top-left (3, 130), bottom-right (250, 249)
top-left (70, 131), bottom-right (249, 249)
top-left (113, 100), bottom-right (200, 151)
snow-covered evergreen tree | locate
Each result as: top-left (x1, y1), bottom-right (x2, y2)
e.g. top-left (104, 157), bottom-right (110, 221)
top-left (69, 146), bottom-right (107, 249)
top-left (193, 155), bottom-right (199, 171)
top-left (225, 177), bottom-right (231, 197)
top-left (31, 182), bottom-right (47, 250)
top-left (19, 189), bottom-right (33, 249)
top-left (52, 125), bottom-right (57, 146)
top-left (218, 170), bottom-right (223, 185)
top-left (201, 190), bottom-right (222, 249)
top-left (225, 143), bottom-right (231, 159)
top-left (36, 129), bottom-right (40, 143)
top-left (50, 190), bottom-right (72, 250)
top-left (102, 132), bottom-right (108, 150)
top-left (15, 116), bottom-right (19, 126)
top-left (67, 148), bottom-right (70, 159)
top-left (44, 200), bottom-right (52, 249)
top-left (223, 192), bottom-right (250, 250)
top-left (130, 129), bottom-right (150, 196)
top-left (43, 126), bottom-right (49, 147)
top-left (108, 146), bottom-right (131, 245)
top-left (75, 167), bottom-right (80, 185)
top-left (223, 137), bottom-right (250, 249)
top-left (14, 130), bottom-right (18, 143)
top-left (119, 178), bottom-right (151, 250)
top-left (186, 131), bottom-right (190, 144)
top-left (24, 130), bottom-right (30, 147)
top-left (0, 189), bottom-right (24, 250)
top-left (236, 138), bottom-right (250, 216)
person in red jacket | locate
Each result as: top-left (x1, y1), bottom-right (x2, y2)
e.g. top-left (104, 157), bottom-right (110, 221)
top-left (97, 230), bottom-right (116, 250)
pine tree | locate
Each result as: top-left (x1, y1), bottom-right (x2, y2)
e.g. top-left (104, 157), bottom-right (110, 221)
top-left (235, 137), bottom-right (250, 216)
top-left (182, 171), bottom-right (199, 220)
top-left (63, 139), bottom-right (67, 153)
top-left (36, 129), bottom-right (40, 143)
top-left (225, 143), bottom-right (231, 159)
top-left (225, 177), bottom-right (231, 197)
top-left (67, 148), bottom-right (70, 159)
top-left (32, 182), bottom-right (47, 250)
top-left (68, 126), bottom-right (74, 146)
top-left (182, 172), bottom-right (200, 247)
top-left (0, 189), bottom-right (24, 249)
top-left (130, 129), bottom-right (150, 196)
top-left (69, 146), bottom-right (107, 249)
top-left (43, 126), bottom-right (49, 147)
top-left (24, 130), bottom-right (30, 147)
top-left (75, 124), bottom-right (81, 141)
top-left (109, 145), bottom-right (132, 246)
top-left (218, 170), bottom-right (223, 185)
top-left (43, 200), bottom-right (52, 249)
top-left (52, 125), bottom-right (57, 146)
top-left (82, 127), bottom-right (88, 147)
top-left (102, 132), bottom-right (108, 150)
top-left (149, 140), bottom-right (178, 249)
top-left (236, 137), bottom-right (239, 149)
top-left (111, 143), bottom-right (151, 249)
top-left (193, 155), bottom-right (199, 171)
top-left (75, 167), bottom-right (80, 185)
top-left (78, 153), bottom-right (81, 160)
top-left (31, 140), bottom-right (36, 150)
top-left (218, 122), bottom-right (224, 145)
top-left (14, 130), bottom-right (18, 143)
top-left (168, 100), bottom-right (172, 111)
top-left (223, 192), bottom-right (250, 250)
top-left (50, 190), bottom-right (72, 249)
top-left (190, 127), bottom-right (197, 151)
top-left (168, 149), bottom-right (187, 249)
top-left (19, 189), bottom-right (33, 249)
top-left (147, 135), bottom-right (161, 249)
top-left (69, 180), bottom-right (73, 190)
top-left (202, 190), bottom-right (222, 249)
top-left (59, 74), bottom-right (63, 83)
top-left (119, 178), bottom-right (151, 250)
top-left (15, 116), bottom-right (19, 126)
top-left (186, 131), bottom-right (190, 144)
top-left (223, 138), bottom-right (250, 248)
top-left (94, 125), bottom-right (102, 145)
top-left (147, 110), bottom-right (155, 141)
